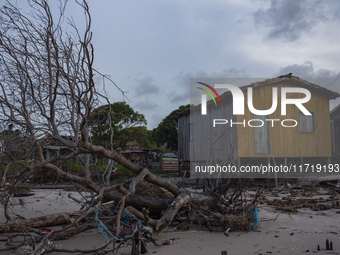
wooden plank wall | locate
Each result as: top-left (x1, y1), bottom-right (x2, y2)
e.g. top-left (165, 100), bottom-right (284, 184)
top-left (177, 114), bottom-right (190, 162)
top-left (190, 94), bottom-right (238, 163)
top-left (237, 80), bottom-right (332, 158)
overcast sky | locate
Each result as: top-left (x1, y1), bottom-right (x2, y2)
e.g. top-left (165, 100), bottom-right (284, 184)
top-left (2, 0), bottom-right (340, 129)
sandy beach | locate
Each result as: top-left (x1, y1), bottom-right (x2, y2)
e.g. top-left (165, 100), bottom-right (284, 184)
top-left (0, 181), bottom-right (339, 255)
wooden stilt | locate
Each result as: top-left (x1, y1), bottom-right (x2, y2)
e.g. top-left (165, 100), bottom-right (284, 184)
top-left (284, 158), bottom-right (288, 188)
top-left (267, 158), bottom-right (271, 188)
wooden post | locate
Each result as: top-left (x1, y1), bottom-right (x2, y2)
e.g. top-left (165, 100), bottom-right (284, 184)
top-left (237, 158), bottom-right (241, 172)
top-left (331, 119), bottom-right (335, 157)
top-left (284, 158), bottom-right (288, 188)
top-left (267, 158), bottom-right (271, 188)
top-left (274, 165), bottom-right (278, 189)
top-left (327, 157), bottom-right (331, 177)
top-left (131, 225), bottom-right (140, 255)
top-left (178, 161), bottom-right (181, 177)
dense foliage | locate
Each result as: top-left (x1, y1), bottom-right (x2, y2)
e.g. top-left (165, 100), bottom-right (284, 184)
top-left (89, 102), bottom-right (155, 149)
top-left (152, 104), bottom-right (190, 150)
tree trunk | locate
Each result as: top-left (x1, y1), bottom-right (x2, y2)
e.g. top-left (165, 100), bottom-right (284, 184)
top-left (0, 212), bottom-right (72, 233)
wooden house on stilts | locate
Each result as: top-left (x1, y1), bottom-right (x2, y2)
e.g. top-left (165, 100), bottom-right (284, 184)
top-left (174, 74), bottom-right (340, 177)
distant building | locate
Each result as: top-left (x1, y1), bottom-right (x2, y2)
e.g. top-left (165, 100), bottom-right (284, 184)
top-left (125, 141), bottom-right (143, 151)
top-left (161, 153), bottom-right (178, 172)
top-left (121, 141), bottom-right (147, 162)
top-left (41, 135), bottom-right (74, 158)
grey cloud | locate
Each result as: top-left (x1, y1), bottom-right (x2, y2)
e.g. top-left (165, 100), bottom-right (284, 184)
top-left (170, 70), bottom-right (209, 103)
top-left (134, 76), bottom-right (160, 96)
top-left (134, 98), bottom-right (160, 111)
top-left (170, 93), bottom-right (189, 103)
top-left (254, 0), bottom-right (329, 41)
top-left (277, 61), bottom-right (338, 78)
top-left (211, 68), bottom-right (248, 78)
top-left (151, 112), bottom-right (165, 129)
top-left (278, 62), bottom-right (340, 109)
top-left (170, 68), bottom-right (247, 103)
top-left (173, 70), bottom-right (210, 87)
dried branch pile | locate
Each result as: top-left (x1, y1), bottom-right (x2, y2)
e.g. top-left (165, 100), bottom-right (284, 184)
top-left (0, 178), bottom-right (261, 254)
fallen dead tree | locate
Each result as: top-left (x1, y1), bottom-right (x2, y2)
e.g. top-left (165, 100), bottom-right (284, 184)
top-left (0, 1), bottom-right (262, 254)
top-left (0, 179), bottom-right (261, 254)
top-left (0, 212), bottom-right (72, 234)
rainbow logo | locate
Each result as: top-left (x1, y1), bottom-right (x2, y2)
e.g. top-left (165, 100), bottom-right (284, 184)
top-left (196, 82), bottom-right (223, 106)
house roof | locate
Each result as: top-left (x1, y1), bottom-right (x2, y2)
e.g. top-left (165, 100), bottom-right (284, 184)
top-left (41, 135), bottom-right (74, 146)
top-left (232, 74), bottom-right (340, 100)
top-left (121, 150), bottom-right (145, 153)
top-left (172, 74), bottom-right (340, 119)
top-left (172, 107), bottom-right (190, 119)
top-left (125, 141), bottom-right (142, 150)
top-left (162, 152), bottom-right (178, 158)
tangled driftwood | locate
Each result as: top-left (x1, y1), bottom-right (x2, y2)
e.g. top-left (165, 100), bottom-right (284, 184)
top-left (0, 178), bottom-right (262, 254)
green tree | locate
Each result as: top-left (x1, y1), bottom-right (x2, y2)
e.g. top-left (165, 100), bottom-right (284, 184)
top-left (0, 124), bottom-right (25, 160)
top-left (152, 104), bottom-right (190, 150)
top-left (124, 126), bottom-right (156, 149)
top-left (89, 102), bottom-right (153, 149)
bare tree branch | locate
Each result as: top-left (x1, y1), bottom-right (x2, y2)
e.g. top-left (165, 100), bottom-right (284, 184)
top-left (0, 1), bottom-right (258, 254)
